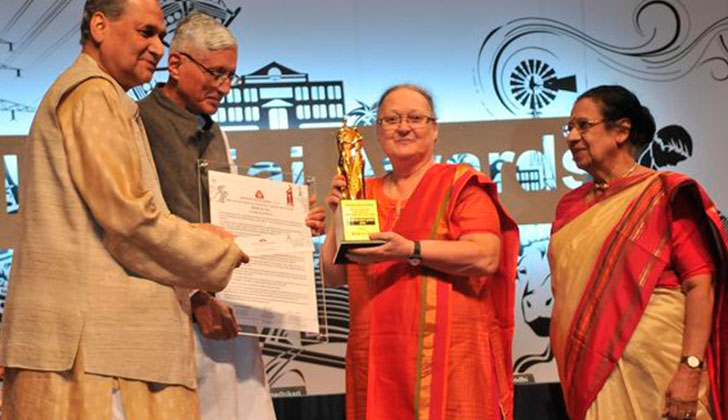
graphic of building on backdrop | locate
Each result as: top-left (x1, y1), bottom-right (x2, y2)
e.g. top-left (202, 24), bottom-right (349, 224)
top-left (160, 0), bottom-right (241, 36)
top-left (213, 62), bottom-right (345, 130)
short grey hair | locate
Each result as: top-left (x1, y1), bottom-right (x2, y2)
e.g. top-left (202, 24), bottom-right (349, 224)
top-left (376, 84), bottom-right (437, 119)
top-left (170, 12), bottom-right (237, 53)
top-left (80, 0), bottom-right (127, 45)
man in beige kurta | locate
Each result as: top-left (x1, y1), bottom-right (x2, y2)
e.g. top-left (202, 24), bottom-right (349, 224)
top-left (0, 1), bottom-right (245, 419)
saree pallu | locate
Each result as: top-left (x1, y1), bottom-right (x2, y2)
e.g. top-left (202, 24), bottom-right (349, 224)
top-left (345, 164), bottom-right (519, 420)
top-left (549, 171), bottom-right (728, 420)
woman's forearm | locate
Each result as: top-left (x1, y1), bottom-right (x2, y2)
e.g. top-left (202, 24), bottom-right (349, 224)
top-left (321, 224), bottom-right (347, 288)
top-left (681, 274), bottom-right (714, 359)
top-left (420, 232), bottom-right (501, 277)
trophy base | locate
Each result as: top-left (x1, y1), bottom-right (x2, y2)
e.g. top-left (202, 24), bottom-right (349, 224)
top-left (333, 240), bottom-right (386, 265)
top-left (333, 199), bottom-right (382, 264)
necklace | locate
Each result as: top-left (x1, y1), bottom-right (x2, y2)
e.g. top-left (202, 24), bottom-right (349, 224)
top-left (594, 162), bottom-right (638, 191)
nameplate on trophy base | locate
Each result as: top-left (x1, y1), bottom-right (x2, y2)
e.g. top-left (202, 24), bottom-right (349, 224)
top-left (333, 199), bottom-right (384, 264)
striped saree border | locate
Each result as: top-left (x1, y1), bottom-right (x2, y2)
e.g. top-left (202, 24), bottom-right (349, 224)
top-left (413, 169), bottom-right (461, 420)
top-left (563, 175), bottom-right (668, 417)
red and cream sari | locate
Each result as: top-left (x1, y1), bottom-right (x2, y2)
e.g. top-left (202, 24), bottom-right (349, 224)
top-left (345, 164), bottom-right (519, 420)
top-left (549, 171), bottom-right (728, 420)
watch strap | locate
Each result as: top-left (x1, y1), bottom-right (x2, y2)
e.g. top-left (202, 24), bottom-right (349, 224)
top-left (408, 241), bottom-right (422, 266)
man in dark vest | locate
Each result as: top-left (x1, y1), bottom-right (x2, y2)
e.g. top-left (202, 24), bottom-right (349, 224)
top-left (138, 12), bottom-right (325, 420)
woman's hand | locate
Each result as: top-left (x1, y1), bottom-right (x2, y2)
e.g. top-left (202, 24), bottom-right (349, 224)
top-left (306, 195), bottom-right (326, 236)
top-left (346, 231), bottom-right (413, 264)
top-left (345, 231), bottom-right (501, 277)
top-left (662, 365), bottom-right (701, 419)
top-left (662, 272), bottom-right (713, 419)
top-left (326, 174), bottom-right (347, 213)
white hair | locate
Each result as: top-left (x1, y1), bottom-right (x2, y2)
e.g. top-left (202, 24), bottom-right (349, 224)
top-left (169, 12), bottom-right (237, 53)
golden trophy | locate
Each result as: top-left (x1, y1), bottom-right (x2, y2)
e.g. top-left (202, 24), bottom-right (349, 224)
top-left (333, 120), bottom-right (383, 264)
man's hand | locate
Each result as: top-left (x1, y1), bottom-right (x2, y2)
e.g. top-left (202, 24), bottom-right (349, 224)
top-left (191, 291), bottom-right (239, 340)
top-left (193, 223), bottom-right (249, 266)
top-left (193, 223), bottom-right (235, 241)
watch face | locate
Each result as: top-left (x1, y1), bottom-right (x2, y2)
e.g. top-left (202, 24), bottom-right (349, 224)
top-left (687, 356), bottom-right (701, 368)
top-left (408, 257), bottom-right (422, 266)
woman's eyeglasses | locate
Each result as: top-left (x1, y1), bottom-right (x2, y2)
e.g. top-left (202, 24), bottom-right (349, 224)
top-left (561, 119), bottom-right (607, 138)
top-left (377, 114), bottom-right (436, 131)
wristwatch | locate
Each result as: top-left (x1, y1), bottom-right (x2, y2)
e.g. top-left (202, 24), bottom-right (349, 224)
top-left (680, 355), bottom-right (704, 370)
top-left (408, 241), bottom-right (422, 266)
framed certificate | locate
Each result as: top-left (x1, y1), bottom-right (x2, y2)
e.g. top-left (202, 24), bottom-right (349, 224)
top-left (197, 159), bottom-right (329, 342)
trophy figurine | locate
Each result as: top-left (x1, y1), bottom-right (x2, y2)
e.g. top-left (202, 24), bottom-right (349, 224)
top-left (333, 120), bottom-right (383, 264)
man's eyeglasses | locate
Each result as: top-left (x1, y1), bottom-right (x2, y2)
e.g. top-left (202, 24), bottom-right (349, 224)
top-left (377, 114), bottom-right (436, 130)
top-left (561, 119), bottom-right (607, 138)
top-left (179, 52), bottom-right (242, 87)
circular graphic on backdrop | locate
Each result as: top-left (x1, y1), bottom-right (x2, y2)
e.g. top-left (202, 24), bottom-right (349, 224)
top-left (509, 59), bottom-right (560, 117)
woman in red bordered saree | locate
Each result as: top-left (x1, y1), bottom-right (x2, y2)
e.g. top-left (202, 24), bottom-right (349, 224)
top-left (549, 85), bottom-right (727, 420)
top-left (321, 85), bottom-right (519, 420)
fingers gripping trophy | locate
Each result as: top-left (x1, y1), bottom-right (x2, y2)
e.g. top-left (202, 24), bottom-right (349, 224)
top-left (333, 120), bottom-right (383, 263)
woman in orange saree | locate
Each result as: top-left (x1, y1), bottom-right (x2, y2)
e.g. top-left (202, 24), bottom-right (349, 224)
top-left (321, 85), bottom-right (519, 420)
top-left (549, 85), bottom-right (727, 420)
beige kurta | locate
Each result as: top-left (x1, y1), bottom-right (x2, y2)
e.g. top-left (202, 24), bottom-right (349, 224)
top-left (2, 345), bottom-right (200, 420)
